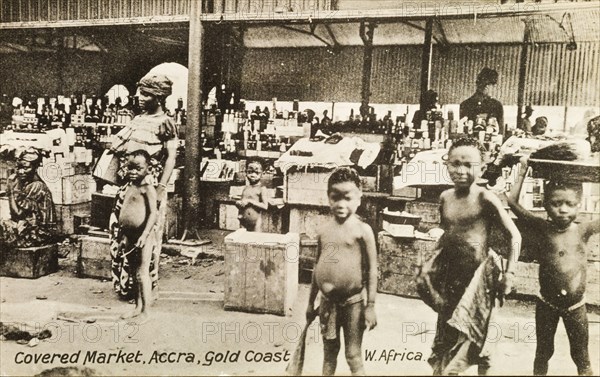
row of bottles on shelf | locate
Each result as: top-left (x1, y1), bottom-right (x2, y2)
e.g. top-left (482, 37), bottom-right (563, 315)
top-left (2, 94), bottom-right (187, 133)
top-left (6, 94), bottom-right (137, 132)
top-left (338, 106), bottom-right (505, 161)
top-left (205, 97), bottom-right (308, 135)
top-left (200, 128), bottom-right (293, 156)
top-left (318, 105), bottom-right (505, 141)
top-left (335, 107), bottom-right (408, 135)
top-left (501, 162), bottom-right (545, 209)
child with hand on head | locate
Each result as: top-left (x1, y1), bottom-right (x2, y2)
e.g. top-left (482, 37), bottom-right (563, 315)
top-left (306, 167), bottom-right (378, 376)
top-left (117, 149), bottom-right (158, 323)
top-left (429, 137), bottom-right (521, 375)
top-left (236, 157), bottom-right (269, 232)
top-left (505, 156), bottom-right (598, 376)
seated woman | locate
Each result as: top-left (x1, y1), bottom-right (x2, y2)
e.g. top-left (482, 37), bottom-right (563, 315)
top-left (1, 148), bottom-right (56, 248)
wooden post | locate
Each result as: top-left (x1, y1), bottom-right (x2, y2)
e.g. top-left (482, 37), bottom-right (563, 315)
top-left (516, 23), bottom-right (531, 131)
top-left (228, 26), bottom-right (245, 109)
top-left (181, 0), bottom-right (204, 241)
top-left (419, 18), bottom-right (433, 111)
top-left (359, 22), bottom-right (375, 117)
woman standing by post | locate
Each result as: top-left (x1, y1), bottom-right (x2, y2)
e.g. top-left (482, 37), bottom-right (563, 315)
top-left (109, 74), bottom-right (178, 300)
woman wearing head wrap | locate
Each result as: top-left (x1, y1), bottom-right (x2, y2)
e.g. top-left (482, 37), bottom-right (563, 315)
top-left (109, 74), bottom-right (178, 300)
top-left (1, 147), bottom-right (56, 248)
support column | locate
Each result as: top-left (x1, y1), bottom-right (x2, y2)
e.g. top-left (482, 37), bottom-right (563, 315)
top-left (419, 18), bottom-right (433, 111)
top-left (516, 22), bottom-right (531, 131)
top-left (181, 0), bottom-right (204, 241)
top-left (56, 32), bottom-right (65, 95)
top-left (227, 26), bottom-right (245, 109)
top-left (359, 22), bottom-right (376, 117)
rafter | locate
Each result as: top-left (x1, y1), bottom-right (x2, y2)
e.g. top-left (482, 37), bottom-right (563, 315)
top-left (278, 24), bottom-right (333, 47)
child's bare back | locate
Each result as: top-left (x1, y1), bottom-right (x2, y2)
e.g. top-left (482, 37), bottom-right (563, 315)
top-left (314, 215), bottom-right (369, 301)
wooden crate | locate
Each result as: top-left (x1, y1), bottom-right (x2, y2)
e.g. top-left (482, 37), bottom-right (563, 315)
top-left (0, 244), bottom-right (58, 279)
top-left (286, 167), bottom-right (333, 207)
top-left (78, 236), bottom-right (111, 280)
top-left (55, 202), bottom-right (92, 235)
top-left (91, 192), bottom-right (115, 230)
top-left (288, 205), bottom-right (331, 239)
top-left (43, 174), bottom-right (96, 205)
top-left (224, 230), bottom-right (299, 316)
top-left (377, 231), bottom-right (438, 297)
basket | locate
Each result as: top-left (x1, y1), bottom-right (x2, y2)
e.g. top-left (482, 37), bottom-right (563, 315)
top-left (529, 159), bottom-right (600, 183)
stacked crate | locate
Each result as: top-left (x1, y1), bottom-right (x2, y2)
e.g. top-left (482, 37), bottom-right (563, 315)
top-left (37, 159), bottom-right (95, 235)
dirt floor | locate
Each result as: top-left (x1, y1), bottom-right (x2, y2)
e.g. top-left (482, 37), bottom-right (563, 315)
top-left (1, 231), bottom-right (599, 376)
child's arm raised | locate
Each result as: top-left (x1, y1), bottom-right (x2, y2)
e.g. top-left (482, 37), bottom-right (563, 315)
top-left (482, 190), bottom-right (522, 295)
top-left (136, 184), bottom-right (158, 249)
top-left (361, 223), bottom-right (378, 330)
top-left (581, 220), bottom-right (600, 242)
top-left (504, 156), bottom-right (541, 224)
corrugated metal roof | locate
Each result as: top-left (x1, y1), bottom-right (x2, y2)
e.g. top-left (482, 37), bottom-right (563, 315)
top-left (525, 42), bottom-right (600, 106)
top-left (431, 44), bottom-right (522, 105)
top-left (0, 0), bottom-right (191, 22)
top-left (370, 46), bottom-right (423, 104)
top-left (440, 18), bottom-right (525, 44)
top-left (241, 42), bottom-right (599, 107)
top-left (241, 47), bottom-right (363, 102)
top-left (242, 8), bottom-right (599, 48)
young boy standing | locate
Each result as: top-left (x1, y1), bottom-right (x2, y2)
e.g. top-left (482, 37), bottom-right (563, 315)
top-left (117, 150), bottom-right (158, 322)
top-left (506, 156), bottom-right (598, 376)
top-left (306, 167), bottom-right (378, 376)
top-left (236, 157), bottom-right (269, 232)
top-left (430, 137), bottom-right (521, 375)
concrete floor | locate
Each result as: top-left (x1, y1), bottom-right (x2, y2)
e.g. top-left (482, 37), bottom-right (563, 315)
top-left (1, 234), bottom-right (599, 376)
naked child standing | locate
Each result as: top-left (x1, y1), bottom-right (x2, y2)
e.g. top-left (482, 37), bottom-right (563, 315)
top-left (306, 167), bottom-right (378, 376)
